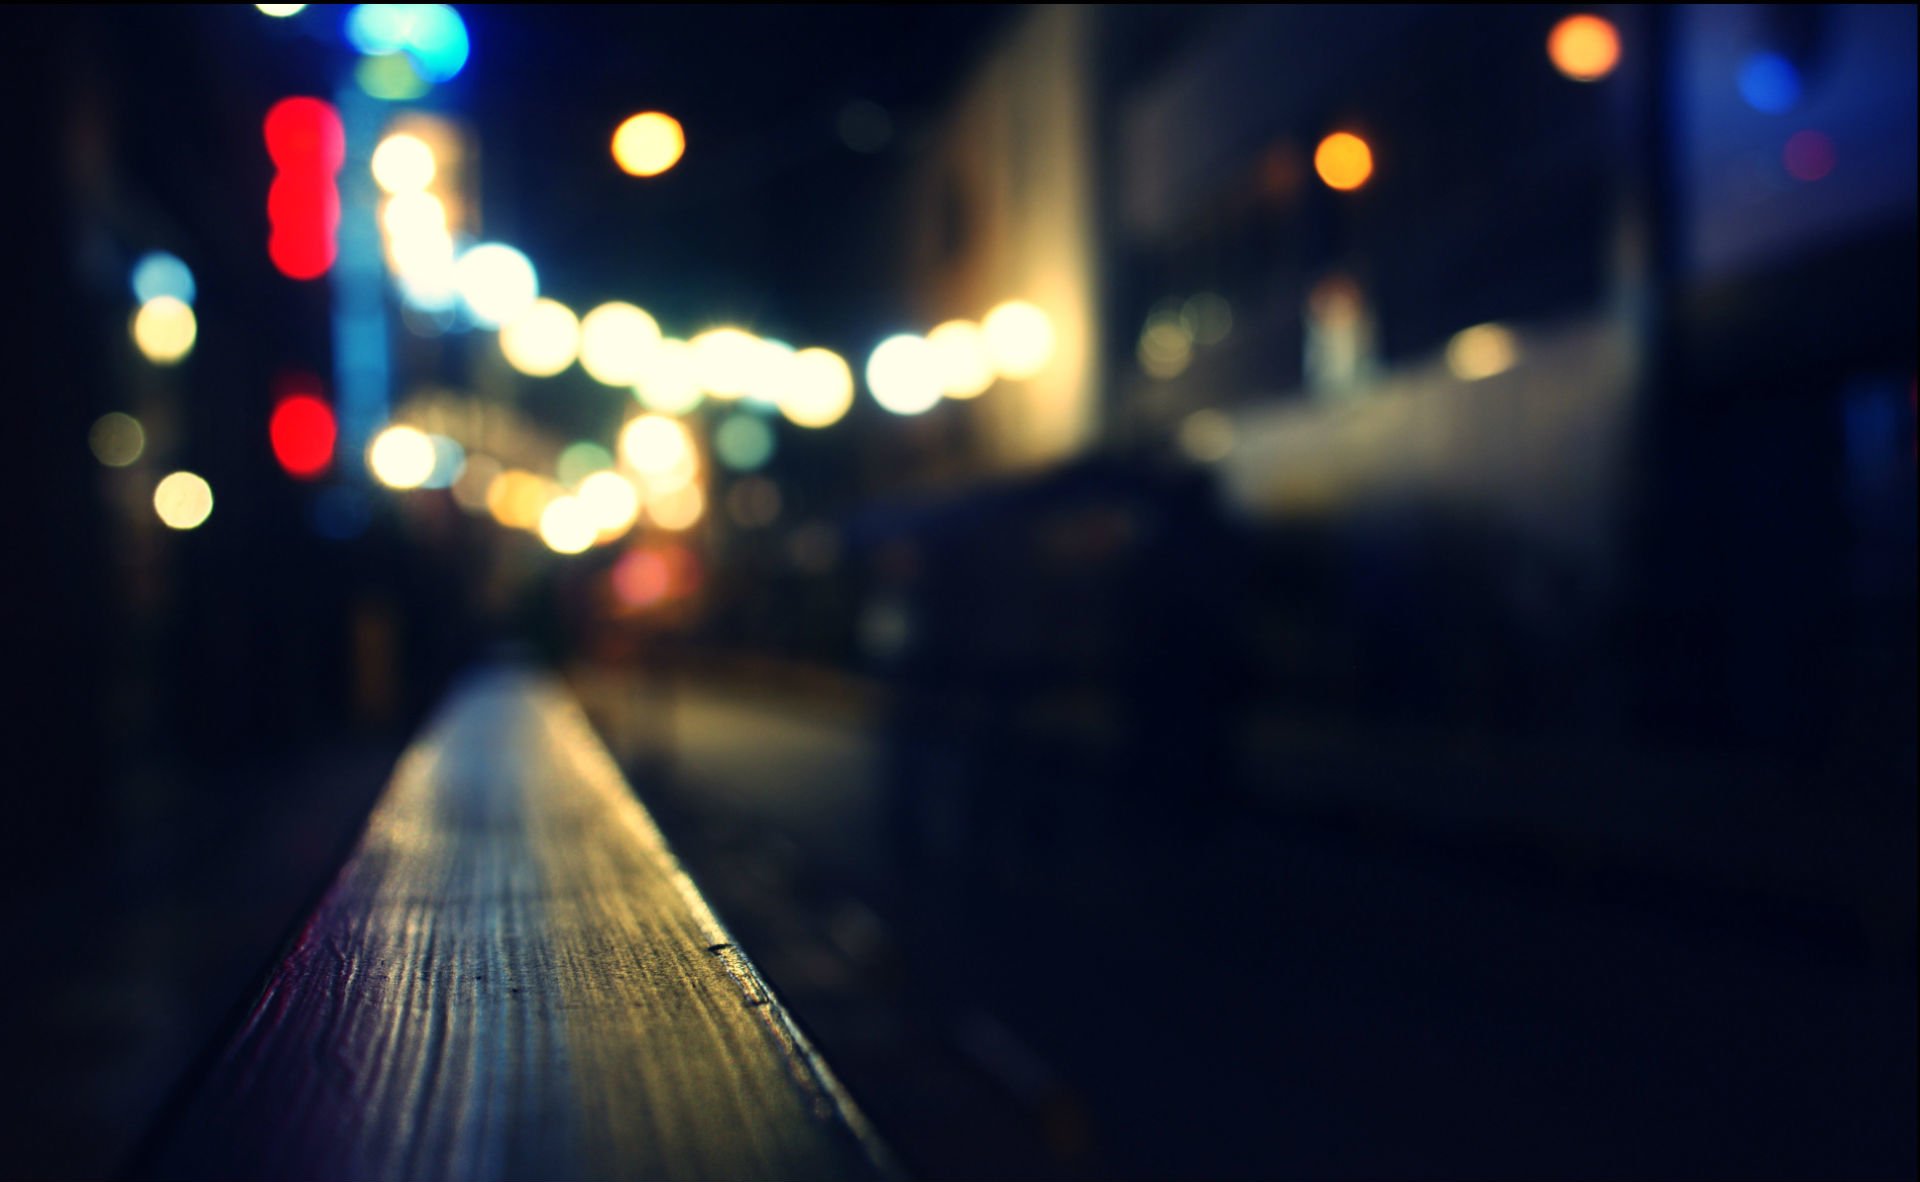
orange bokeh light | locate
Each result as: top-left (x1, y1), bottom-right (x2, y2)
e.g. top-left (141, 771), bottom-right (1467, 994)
top-left (1313, 132), bottom-right (1373, 192)
top-left (1548, 14), bottom-right (1620, 82)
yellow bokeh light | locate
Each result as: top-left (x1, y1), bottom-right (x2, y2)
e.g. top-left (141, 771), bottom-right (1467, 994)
top-left (579, 302), bottom-right (663, 387)
top-left (499, 298), bottom-right (581, 378)
top-left (1314, 132), bottom-right (1373, 191)
top-left (743, 338), bottom-right (797, 407)
top-left (635, 338), bottom-right (705, 414)
top-left (371, 133), bottom-right (436, 194)
top-left (619, 414), bottom-right (695, 478)
top-left (779, 347), bottom-right (855, 428)
top-left (90, 412), bottom-right (145, 467)
top-left (537, 496), bottom-right (599, 555)
top-left (1548, 14), bottom-right (1620, 82)
top-left (577, 470), bottom-right (642, 537)
top-left (866, 334), bottom-right (943, 415)
top-left (647, 482), bottom-right (705, 531)
top-left (255, 4), bottom-right (307, 16)
top-left (1177, 409), bottom-right (1235, 463)
top-left (927, 320), bottom-right (994, 399)
top-left (485, 469), bottom-right (556, 530)
top-left (153, 470), bottom-right (212, 530)
top-left (1445, 323), bottom-right (1520, 381)
top-left (382, 191), bottom-right (448, 245)
top-left (1139, 315), bottom-right (1194, 380)
top-left (690, 327), bottom-right (762, 399)
top-left (981, 300), bottom-right (1055, 380)
top-left (367, 424), bottom-right (437, 490)
top-left (132, 297), bottom-right (196, 365)
top-left (612, 112), bottom-right (686, 177)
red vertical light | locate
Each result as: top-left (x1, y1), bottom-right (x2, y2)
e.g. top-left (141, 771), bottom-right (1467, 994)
top-left (270, 372), bottom-right (336, 479)
top-left (264, 98), bottom-right (344, 280)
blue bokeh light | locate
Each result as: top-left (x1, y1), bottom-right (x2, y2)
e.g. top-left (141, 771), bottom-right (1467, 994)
top-left (1738, 52), bottom-right (1802, 114)
top-left (131, 252), bottom-right (195, 306)
top-left (345, 5), bottom-right (468, 83)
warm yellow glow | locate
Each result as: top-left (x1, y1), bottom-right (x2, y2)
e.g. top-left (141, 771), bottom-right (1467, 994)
top-left (1549, 14), bottom-right (1621, 82)
top-left (367, 424), bottom-right (437, 489)
top-left (927, 320), bottom-right (994, 399)
top-left (779, 347), bottom-right (855, 428)
top-left (1178, 409), bottom-right (1235, 463)
top-left (255, 4), bottom-right (306, 15)
top-left (619, 414), bottom-right (695, 478)
top-left (1445, 323), bottom-right (1520, 381)
top-left (153, 470), bottom-right (212, 530)
top-left (577, 469), bottom-right (642, 537)
top-left (132, 297), bottom-right (196, 365)
top-left (690, 328), bottom-right (762, 400)
top-left (1314, 132), bottom-right (1373, 191)
top-left (647, 482), bottom-right (705, 531)
top-left (371, 133), bottom-right (436, 194)
top-left (485, 469), bottom-right (555, 530)
top-left (579, 302), bottom-right (662, 387)
top-left (635, 338), bottom-right (705, 414)
top-left (981, 300), bottom-right (1055, 380)
top-left (866, 334), bottom-right (943, 415)
top-left (499, 298), bottom-right (580, 377)
top-left (743, 338), bottom-right (796, 407)
top-left (1139, 316), bottom-right (1193, 379)
top-left (537, 496), bottom-right (599, 554)
top-left (90, 412), bottom-right (145, 467)
top-left (612, 112), bottom-right (686, 177)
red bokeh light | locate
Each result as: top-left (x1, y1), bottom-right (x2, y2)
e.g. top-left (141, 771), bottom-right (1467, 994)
top-left (1782, 130), bottom-right (1836, 182)
top-left (270, 393), bottom-right (337, 479)
top-left (263, 97), bottom-right (345, 174)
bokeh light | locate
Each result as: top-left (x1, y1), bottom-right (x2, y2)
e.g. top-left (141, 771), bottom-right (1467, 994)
top-left (537, 496), bottom-right (599, 554)
top-left (89, 413), bottom-right (145, 468)
top-left (612, 548), bottom-right (672, 608)
top-left (647, 482), bottom-right (705, 531)
top-left (715, 413), bottom-right (775, 472)
top-left (927, 320), bottom-right (994, 399)
top-left (1783, 130), bottom-right (1836, 182)
top-left (635, 339), bottom-right (705, 414)
top-left (981, 300), bottom-right (1056, 380)
top-left (371, 132), bottom-right (436, 193)
top-left (381, 191), bottom-right (447, 241)
top-left (619, 414), bottom-right (695, 478)
top-left (263, 96), bottom-right (345, 173)
top-left (1738, 53), bottom-right (1802, 114)
top-left (132, 296), bottom-right (197, 365)
top-left (1445, 323), bottom-right (1520, 381)
top-left (1547, 14), bottom-right (1620, 82)
top-left (690, 327), bottom-right (763, 399)
top-left (356, 52), bottom-right (430, 101)
top-left (453, 243), bottom-right (538, 328)
top-left (866, 334), bottom-right (943, 415)
top-left (579, 302), bottom-right (663, 386)
top-left (556, 441), bottom-right (615, 488)
top-left (486, 469), bottom-right (554, 529)
top-left (346, 5), bottom-right (468, 83)
top-left (1313, 132), bottom-right (1373, 191)
top-left (421, 434), bottom-right (465, 490)
top-left (131, 252), bottom-right (195, 306)
top-left (577, 470), bottom-right (642, 536)
top-left (1178, 409), bottom-right (1235, 463)
top-left (611, 112), bottom-right (686, 177)
top-left (1139, 313), bottom-right (1194, 379)
top-left (778, 347), bottom-right (855, 428)
top-left (743, 338), bottom-right (796, 408)
top-left (499, 298), bottom-right (581, 377)
top-left (153, 471), bottom-right (213, 530)
top-left (269, 395), bottom-right (336, 479)
top-left (367, 423), bottom-right (436, 489)
top-left (256, 4), bottom-right (307, 15)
